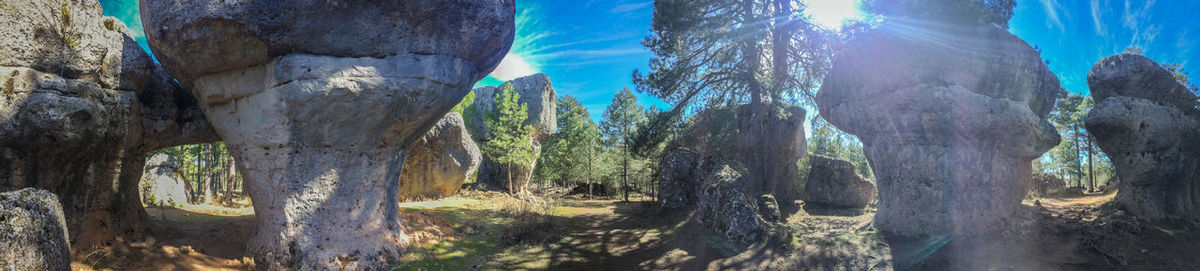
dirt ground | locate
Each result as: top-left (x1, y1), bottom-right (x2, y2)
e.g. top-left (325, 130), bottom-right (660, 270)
top-left (67, 190), bottom-right (1200, 270)
top-left (71, 205), bottom-right (255, 271)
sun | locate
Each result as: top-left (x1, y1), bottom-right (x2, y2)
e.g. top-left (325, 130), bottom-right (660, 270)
top-left (802, 0), bottom-right (864, 29)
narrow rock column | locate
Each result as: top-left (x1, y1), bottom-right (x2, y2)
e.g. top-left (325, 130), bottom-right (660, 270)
top-left (140, 1), bottom-right (515, 268)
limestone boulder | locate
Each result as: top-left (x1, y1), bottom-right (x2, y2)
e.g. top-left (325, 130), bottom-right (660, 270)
top-left (757, 194), bottom-right (782, 223)
top-left (1029, 173), bottom-right (1066, 197)
top-left (657, 148), bottom-right (705, 209)
top-left (140, 0), bottom-right (515, 268)
top-left (1084, 54), bottom-right (1200, 221)
top-left (0, 188), bottom-right (70, 271)
top-left (696, 165), bottom-right (765, 244)
top-left (140, 0), bottom-right (513, 87)
top-left (0, 0), bottom-right (216, 248)
top-left (802, 155), bottom-right (876, 209)
top-left (400, 112), bottom-right (482, 200)
top-left (469, 73), bottom-right (558, 140)
top-left (141, 154), bottom-right (189, 207)
top-left (816, 19), bottom-right (1061, 243)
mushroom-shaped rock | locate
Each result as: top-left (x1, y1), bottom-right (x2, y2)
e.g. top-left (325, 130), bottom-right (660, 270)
top-left (0, 188), bottom-right (71, 271)
top-left (140, 0), bottom-right (515, 268)
top-left (1084, 54), bottom-right (1200, 221)
top-left (803, 155), bottom-right (876, 209)
top-left (0, 0), bottom-right (216, 248)
top-left (400, 112), bottom-right (482, 200)
top-left (468, 73), bottom-right (557, 193)
top-left (816, 21), bottom-right (1061, 239)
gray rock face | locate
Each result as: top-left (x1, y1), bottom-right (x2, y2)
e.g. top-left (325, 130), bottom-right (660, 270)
top-left (140, 0), bottom-right (515, 268)
top-left (1085, 54), bottom-right (1200, 221)
top-left (816, 21), bottom-right (1061, 240)
top-left (803, 155), bottom-right (876, 209)
top-left (0, 188), bottom-right (70, 271)
top-left (0, 0), bottom-right (216, 248)
top-left (1029, 173), bottom-right (1066, 197)
top-left (657, 148), bottom-right (706, 209)
top-left (400, 112), bottom-right (482, 200)
top-left (469, 73), bottom-right (557, 193)
top-left (696, 165), bottom-right (764, 244)
top-left (757, 194), bottom-right (782, 223)
top-left (141, 154), bottom-right (189, 207)
top-left (469, 73), bottom-right (558, 140)
top-left (1088, 54), bottom-right (1199, 111)
top-left (139, 0), bottom-right (514, 87)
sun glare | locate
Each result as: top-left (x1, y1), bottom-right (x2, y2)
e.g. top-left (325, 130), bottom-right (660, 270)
top-left (802, 0), bottom-right (863, 29)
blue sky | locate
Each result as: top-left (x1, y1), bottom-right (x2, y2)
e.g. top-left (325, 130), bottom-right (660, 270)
top-left (97, 0), bottom-right (1197, 120)
top-left (1011, 0), bottom-right (1199, 95)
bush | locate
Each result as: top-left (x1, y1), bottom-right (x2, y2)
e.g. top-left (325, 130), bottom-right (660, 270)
top-left (500, 199), bottom-right (560, 246)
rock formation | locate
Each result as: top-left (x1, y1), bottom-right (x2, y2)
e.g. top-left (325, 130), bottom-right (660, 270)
top-left (400, 112), bottom-right (482, 200)
top-left (1029, 172), bottom-right (1066, 197)
top-left (141, 153), bottom-right (189, 207)
top-left (802, 155), bottom-right (876, 209)
top-left (0, 0), bottom-right (216, 248)
top-left (816, 20), bottom-right (1061, 242)
top-left (696, 164), bottom-right (765, 244)
top-left (1084, 54), bottom-right (1200, 221)
top-left (140, 0), bottom-right (515, 268)
top-left (468, 73), bottom-right (557, 193)
top-left (657, 148), bottom-right (706, 209)
top-left (0, 188), bottom-right (70, 271)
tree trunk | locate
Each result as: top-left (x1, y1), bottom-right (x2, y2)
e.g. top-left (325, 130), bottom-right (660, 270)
top-left (1087, 135), bottom-right (1095, 192)
top-left (587, 149), bottom-right (594, 199)
top-left (1071, 123), bottom-right (1083, 188)
top-left (769, 0), bottom-right (791, 103)
top-left (741, 0), bottom-right (763, 106)
top-left (202, 144), bottom-right (213, 204)
top-left (622, 147), bottom-right (630, 202)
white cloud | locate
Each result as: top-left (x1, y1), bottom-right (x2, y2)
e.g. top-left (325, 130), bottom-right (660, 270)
top-left (1038, 0), bottom-right (1066, 31)
top-left (1090, 0), bottom-right (1105, 36)
top-left (610, 1), bottom-right (652, 14)
top-left (489, 53), bottom-right (538, 81)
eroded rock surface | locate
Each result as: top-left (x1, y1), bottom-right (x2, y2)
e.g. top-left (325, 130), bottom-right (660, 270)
top-left (696, 164), bottom-right (765, 244)
top-left (400, 112), bottom-right (482, 200)
top-left (1084, 54), bottom-right (1200, 221)
top-left (803, 155), bottom-right (876, 209)
top-left (0, 0), bottom-right (216, 248)
top-left (140, 0), bottom-right (515, 268)
top-left (141, 153), bottom-right (189, 207)
top-left (0, 188), bottom-right (70, 271)
top-left (816, 20), bottom-right (1061, 244)
top-left (657, 148), bottom-right (706, 209)
top-left (468, 73), bottom-right (557, 193)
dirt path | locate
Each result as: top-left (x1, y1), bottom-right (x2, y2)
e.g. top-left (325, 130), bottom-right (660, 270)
top-left (71, 206), bottom-right (254, 271)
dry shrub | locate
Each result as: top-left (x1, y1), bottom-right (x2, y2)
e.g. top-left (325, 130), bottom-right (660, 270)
top-left (500, 198), bottom-right (560, 246)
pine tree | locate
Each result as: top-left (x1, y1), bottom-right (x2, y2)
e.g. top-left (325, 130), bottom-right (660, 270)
top-left (601, 88), bottom-right (646, 202)
top-left (482, 84), bottom-right (538, 194)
